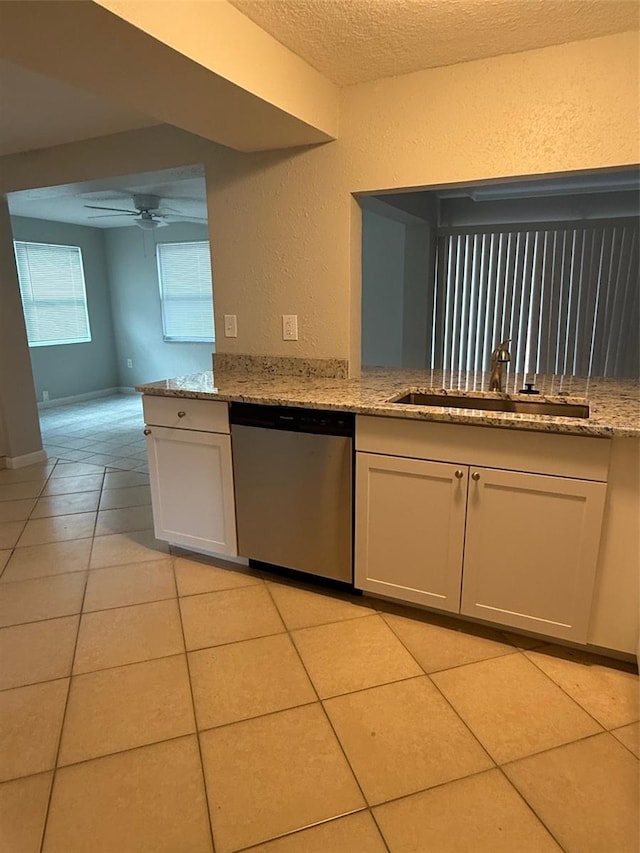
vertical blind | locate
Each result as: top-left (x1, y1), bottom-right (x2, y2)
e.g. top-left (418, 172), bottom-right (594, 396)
top-left (156, 241), bottom-right (214, 342)
top-left (13, 241), bottom-right (91, 347)
top-left (431, 218), bottom-right (639, 378)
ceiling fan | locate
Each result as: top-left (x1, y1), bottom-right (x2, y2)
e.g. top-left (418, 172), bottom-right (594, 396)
top-left (84, 193), bottom-right (207, 230)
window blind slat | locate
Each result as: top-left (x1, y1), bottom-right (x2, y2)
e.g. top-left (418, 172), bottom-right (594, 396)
top-left (157, 241), bottom-right (214, 342)
top-left (13, 241), bottom-right (91, 347)
top-left (430, 219), bottom-right (638, 380)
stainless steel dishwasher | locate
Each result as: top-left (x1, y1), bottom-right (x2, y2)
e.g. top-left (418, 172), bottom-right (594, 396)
top-left (229, 403), bottom-right (354, 583)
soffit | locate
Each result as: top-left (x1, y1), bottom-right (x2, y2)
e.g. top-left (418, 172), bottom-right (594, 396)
top-left (0, 59), bottom-right (158, 157)
top-left (229, 0), bottom-right (639, 85)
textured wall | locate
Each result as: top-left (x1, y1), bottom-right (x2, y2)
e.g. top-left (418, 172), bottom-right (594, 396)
top-left (204, 32), bottom-right (639, 367)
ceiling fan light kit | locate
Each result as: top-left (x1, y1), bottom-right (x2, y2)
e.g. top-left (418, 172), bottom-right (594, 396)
top-left (83, 192), bottom-right (207, 229)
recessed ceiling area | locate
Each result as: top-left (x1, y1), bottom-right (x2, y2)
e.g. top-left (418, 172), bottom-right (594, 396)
top-left (7, 165), bottom-right (208, 229)
top-left (228, 0), bottom-right (639, 85)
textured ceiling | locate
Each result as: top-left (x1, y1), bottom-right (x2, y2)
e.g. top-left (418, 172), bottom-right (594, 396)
top-left (229, 0), bottom-right (639, 85)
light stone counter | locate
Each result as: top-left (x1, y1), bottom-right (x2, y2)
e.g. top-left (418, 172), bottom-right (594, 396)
top-left (137, 367), bottom-right (640, 438)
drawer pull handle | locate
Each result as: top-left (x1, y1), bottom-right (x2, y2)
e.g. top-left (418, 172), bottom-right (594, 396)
top-left (455, 470), bottom-right (464, 479)
top-left (177, 411), bottom-right (186, 418)
top-left (144, 428), bottom-right (151, 435)
top-left (472, 471), bottom-right (481, 481)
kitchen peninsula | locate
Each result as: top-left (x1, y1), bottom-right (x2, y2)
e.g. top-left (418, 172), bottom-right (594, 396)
top-left (137, 365), bottom-right (639, 660)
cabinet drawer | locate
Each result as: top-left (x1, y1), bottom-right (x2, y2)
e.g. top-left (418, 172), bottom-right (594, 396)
top-left (143, 395), bottom-right (229, 433)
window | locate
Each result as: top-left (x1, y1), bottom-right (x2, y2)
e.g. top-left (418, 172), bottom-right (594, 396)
top-left (13, 241), bottom-right (91, 347)
top-left (430, 218), bottom-right (639, 379)
top-left (156, 241), bottom-right (214, 342)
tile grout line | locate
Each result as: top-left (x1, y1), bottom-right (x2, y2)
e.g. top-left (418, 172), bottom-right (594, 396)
top-left (171, 554), bottom-right (218, 853)
top-left (37, 461), bottom-right (102, 853)
top-left (261, 581), bottom-right (393, 853)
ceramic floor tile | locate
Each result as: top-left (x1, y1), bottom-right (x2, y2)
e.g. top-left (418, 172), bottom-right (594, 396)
top-left (0, 771), bottom-right (53, 853)
top-left (373, 768), bottom-right (562, 852)
top-left (1, 539), bottom-right (92, 583)
top-left (0, 616), bottom-right (79, 690)
top-left (0, 679), bottom-right (69, 782)
top-left (179, 584), bottom-right (284, 651)
top-left (94, 505), bottom-right (154, 536)
top-left (504, 733), bottom-right (640, 853)
top-left (246, 811), bottom-right (387, 853)
top-left (0, 520), bottom-right (26, 549)
top-left (83, 558), bottom-right (175, 611)
top-left (41, 475), bottom-right (104, 496)
top-left (200, 703), bottom-right (364, 853)
top-left (0, 464), bottom-right (53, 486)
top-left (98, 484), bottom-right (151, 510)
top-left (0, 498), bottom-right (36, 522)
top-left (382, 610), bottom-right (517, 672)
top-left (189, 633), bottom-right (316, 730)
top-left (292, 615), bottom-right (423, 699)
top-left (0, 550), bottom-right (9, 575)
top-left (17, 512), bottom-right (96, 547)
top-left (59, 655), bottom-right (195, 765)
top-left (31, 491), bottom-right (101, 519)
top-left (266, 580), bottom-right (375, 630)
top-left (611, 721), bottom-right (640, 757)
top-left (43, 736), bottom-right (212, 853)
top-left (325, 676), bottom-right (493, 804)
top-left (525, 646), bottom-right (639, 729)
top-left (73, 599), bottom-right (184, 674)
top-left (0, 572), bottom-right (86, 627)
top-left (102, 470), bottom-right (149, 489)
top-left (431, 653), bottom-right (603, 764)
top-left (89, 529), bottom-right (168, 569)
top-left (0, 481), bottom-right (45, 503)
top-left (49, 462), bottom-right (106, 479)
top-left (174, 554), bottom-right (263, 596)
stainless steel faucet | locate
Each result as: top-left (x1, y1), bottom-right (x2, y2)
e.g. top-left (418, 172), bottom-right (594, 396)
top-left (489, 339), bottom-right (511, 392)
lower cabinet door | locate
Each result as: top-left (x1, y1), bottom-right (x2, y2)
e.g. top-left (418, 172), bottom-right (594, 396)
top-left (355, 452), bottom-right (467, 612)
top-left (460, 467), bottom-right (606, 642)
top-left (146, 425), bottom-right (237, 556)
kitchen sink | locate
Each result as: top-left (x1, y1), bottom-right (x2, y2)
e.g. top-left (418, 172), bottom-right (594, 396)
top-left (390, 392), bottom-right (589, 419)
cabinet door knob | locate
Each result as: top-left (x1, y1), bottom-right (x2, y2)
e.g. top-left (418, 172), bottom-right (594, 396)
top-left (144, 428), bottom-right (151, 435)
top-left (177, 411), bottom-right (186, 418)
top-left (471, 471), bottom-right (481, 481)
top-left (455, 469), bottom-right (464, 479)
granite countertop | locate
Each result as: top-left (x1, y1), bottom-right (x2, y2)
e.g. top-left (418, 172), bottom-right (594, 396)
top-left (136, 367), bottom-right (640, 438)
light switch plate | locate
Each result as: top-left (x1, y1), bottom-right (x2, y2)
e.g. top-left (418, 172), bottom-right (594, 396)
top-left (224, 314), bottom-right (238, 338)
top-left (282, 314), bottom-right (298, 341)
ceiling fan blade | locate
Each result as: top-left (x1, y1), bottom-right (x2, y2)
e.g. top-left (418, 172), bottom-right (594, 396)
top-left (84, 204), bottom-right (137, 214)
top-left (87, 213), bottom-right (136, 219)
top-left (163, 214), bottom-right (208, 224)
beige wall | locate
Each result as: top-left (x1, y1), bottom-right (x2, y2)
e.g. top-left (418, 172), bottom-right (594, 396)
top-left (1, 32), bottom-right (638, 376)
top-left (204, 32), bottom-right (639, 371)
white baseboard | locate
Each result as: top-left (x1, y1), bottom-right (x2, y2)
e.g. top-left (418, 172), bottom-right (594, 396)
top-left (37, 388), bottom-right (134, 409)
top-left (6, 449), bottom-right (48, 469)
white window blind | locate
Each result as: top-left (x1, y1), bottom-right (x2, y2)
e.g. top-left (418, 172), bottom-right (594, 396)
top-left (431, 218), bottom-right (639, 379)
top-left (157, 241), bottom-right (214, 342)
top-left (13, 241), bottom-right (91, 347)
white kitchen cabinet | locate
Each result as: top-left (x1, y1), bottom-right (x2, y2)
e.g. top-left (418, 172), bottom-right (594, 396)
top-left (355, 453), bottom-right (466, 612)
top-left (355, 416), bottom-right (610, 644)
top-left (461, 466), bottom-right (606, 642)
top-left (143, 397), bottom-right (237, 557)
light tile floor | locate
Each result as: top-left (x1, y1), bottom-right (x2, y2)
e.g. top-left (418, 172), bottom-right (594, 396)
top-left (38, 394), bottom-right (148, 473)
top-left (0, 398), bottom-right (638, 852)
